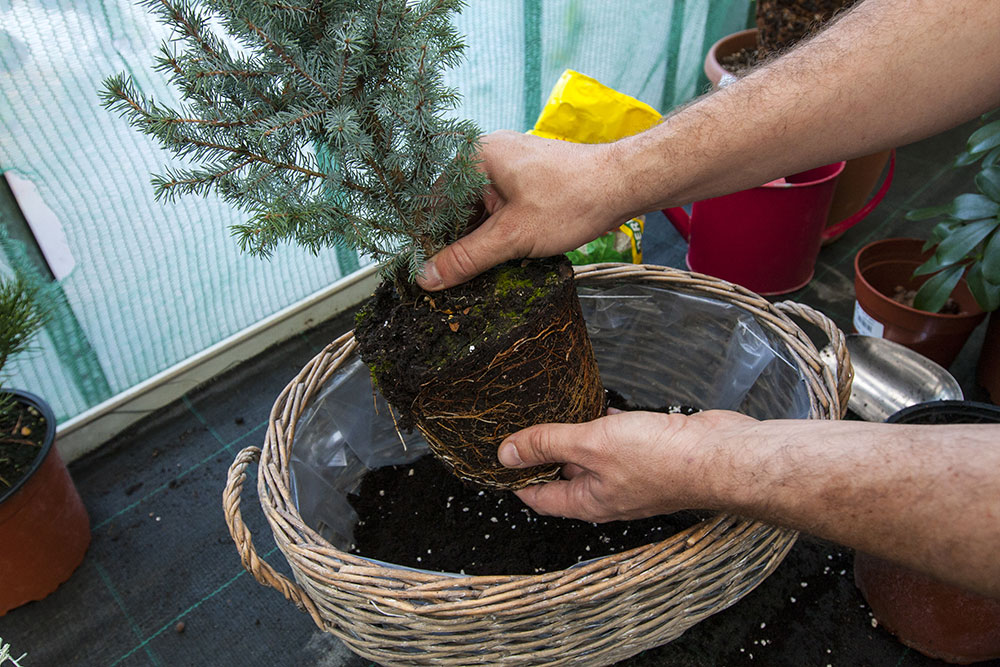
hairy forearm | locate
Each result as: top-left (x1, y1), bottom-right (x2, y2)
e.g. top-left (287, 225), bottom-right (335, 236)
top-left (608, 0), bottom-right (1000, 217)
top-left (500, 410), bottom-right (998, 596)
top-left (715, 419), bottom-right (1000, 596)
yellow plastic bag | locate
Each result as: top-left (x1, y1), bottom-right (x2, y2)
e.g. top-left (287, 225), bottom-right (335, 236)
top-left (529, 70), bottom-right (661, 264)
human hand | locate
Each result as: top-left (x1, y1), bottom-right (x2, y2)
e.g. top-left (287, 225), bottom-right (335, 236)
top-left (417, 130), bottom-right (630, 290)
top-left (497, 409), bottom-right (757, 523)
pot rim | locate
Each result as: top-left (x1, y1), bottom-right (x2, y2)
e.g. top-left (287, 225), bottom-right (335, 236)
top-left (704, 28), bottom-right (758, 87)
top-left (886, 399), bottom-right (1000, 424)
top-left (706, 27), bottom-right (758, 61)
top-left (854, 237), bottom-right (985, 321)
top-left (762, 161), bottom-right (846, 189)
top-left (0, 389), bottom-right (57, 505)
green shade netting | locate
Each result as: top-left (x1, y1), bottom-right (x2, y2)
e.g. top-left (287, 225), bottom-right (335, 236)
top-left (0, 0), bottom-right (749, 424)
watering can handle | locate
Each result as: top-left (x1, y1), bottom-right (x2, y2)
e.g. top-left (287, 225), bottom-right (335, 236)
top-left (820, 149), bottom-right (896, 242)
top-left (774, 301), bottom-right (854, 419)
top-left (223, 445), bottom-right (324, 627)
top-left (661, 207), bottom-right (692, 241)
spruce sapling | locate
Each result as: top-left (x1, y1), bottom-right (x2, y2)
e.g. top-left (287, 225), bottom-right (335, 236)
top-left (101, 0), bottom-right (489, 283)
top-left (103, 1), bottom-right (606, 491)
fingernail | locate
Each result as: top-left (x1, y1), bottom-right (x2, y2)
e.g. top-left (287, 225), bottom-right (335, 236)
top-left (498, 441), bottom-right (523, 467)
top-left (417, 259), bottom-right (443, 290)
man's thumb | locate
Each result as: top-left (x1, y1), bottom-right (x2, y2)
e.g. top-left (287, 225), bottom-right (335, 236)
top-left (498, 424), bottom-right (578, 468)
top-left (416, 220), bottom-right (515, 291)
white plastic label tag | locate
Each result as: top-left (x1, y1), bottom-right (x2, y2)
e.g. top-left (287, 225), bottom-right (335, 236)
top-left (853, 301), bottom-right (885, 337)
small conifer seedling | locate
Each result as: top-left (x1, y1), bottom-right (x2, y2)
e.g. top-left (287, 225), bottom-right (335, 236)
top-left (0, 276), bottom-right (47, 492)
top-left (104, 0), bottom-right (605, 490)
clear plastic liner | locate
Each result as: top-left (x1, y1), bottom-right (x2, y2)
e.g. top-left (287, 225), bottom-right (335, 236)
top-left (291, 283), bottom-right (811, 548)
top-left (290, 358), bottom-right (425, 548)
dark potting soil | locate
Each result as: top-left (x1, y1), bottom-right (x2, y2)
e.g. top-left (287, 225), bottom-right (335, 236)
top-left (353, 255), bottom-right (577, 431)
top-left (755, 0), bottom-right (860, 56)
top-left (723, 0), bottom-right (860, 77)
top-left (347, 392), bottom-right (705, 576)
top-left (720, 48), bottom-right (760, 78)
top-left (347, 453), bottom-right (707, 576)
top-left (0, 399), bottom-right (47, 494)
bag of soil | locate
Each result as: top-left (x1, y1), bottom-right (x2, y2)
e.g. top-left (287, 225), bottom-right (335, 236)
top-left (530, 70), bottom-right (661, 265)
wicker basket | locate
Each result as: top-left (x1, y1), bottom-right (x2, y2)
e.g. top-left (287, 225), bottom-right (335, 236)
top-left (224, 264), bottom-right (852, 666)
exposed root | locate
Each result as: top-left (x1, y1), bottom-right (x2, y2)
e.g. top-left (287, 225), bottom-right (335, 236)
top-left (356, 256), bottom-right (604, 490)
top-left (387, 403), bottom-right (408, 452)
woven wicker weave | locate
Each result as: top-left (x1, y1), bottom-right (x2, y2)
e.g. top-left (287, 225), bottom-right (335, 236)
top-left (224, 264), bottom-right (852, 666)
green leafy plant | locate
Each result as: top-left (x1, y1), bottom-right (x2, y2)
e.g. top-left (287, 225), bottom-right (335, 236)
top-left (101, 0), bottom-right (488, 281)
top-left (906, 111), bottom-right (1000, 313)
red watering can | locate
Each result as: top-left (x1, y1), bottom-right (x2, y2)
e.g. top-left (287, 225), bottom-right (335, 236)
top-left (663, 155), bottom-right (894, 295)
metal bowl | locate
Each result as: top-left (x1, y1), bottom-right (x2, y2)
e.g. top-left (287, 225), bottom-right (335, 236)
top-left (824, 335), bottom-right (964, 422)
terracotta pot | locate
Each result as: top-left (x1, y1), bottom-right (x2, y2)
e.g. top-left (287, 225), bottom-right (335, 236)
top-left (854, 400), bottom-right (1000, 664)
top-left (854, 552), bottom-right (1000, 664)
top-left (703, 28), bottom-right (757, 87)
top-left (853, 238), bottom-right (986, 367)
top-left (977, 311), bottom-right (1000, 404)
top-left (704, 28), bottom-right (894, 243)
top-left (0, 390), bottom-right (90, 615)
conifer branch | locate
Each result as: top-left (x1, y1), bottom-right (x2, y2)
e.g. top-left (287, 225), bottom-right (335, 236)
top-left (149, 0), bottom-right (284, 115)
top-left (176, 136), bottom-right (327, 180)
top-left (239, 16), bottom-right (331, 103)
top-left (193, 69), bottom-right (275, 79)
top-left (262, 109), bottom-right (325, 135)
top-left (149, 0), bottom-right (222, 60)
top-left (105, 0), bottom-right (488, 279)
top-left (161, 114), bottom-right (257, 128)
top-left (261, 2), bottom-right (313, 12)
top-left (153, 157), bottom-right (254, 195)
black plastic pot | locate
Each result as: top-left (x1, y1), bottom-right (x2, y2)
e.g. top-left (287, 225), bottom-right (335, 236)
top-left (0, 390), bottom-right (57, 504)
top-left (853, 400), bottom-right (1000, 664)
top-left (887, 399), bottom-right (1000, 424)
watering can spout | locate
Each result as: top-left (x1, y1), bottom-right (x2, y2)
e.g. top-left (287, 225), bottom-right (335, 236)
top-left (662, 207), bottom-right (692, 241)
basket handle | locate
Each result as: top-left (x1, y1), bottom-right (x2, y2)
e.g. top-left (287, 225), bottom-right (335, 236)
top-left (774, 301), bottom-right (853, 418)
top-left (223, 446), bottom-right (324, 627)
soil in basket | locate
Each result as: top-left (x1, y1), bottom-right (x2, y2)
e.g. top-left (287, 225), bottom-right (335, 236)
top-left (348, 395), bottom-right (705, 576)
